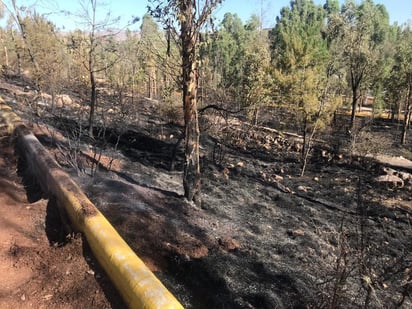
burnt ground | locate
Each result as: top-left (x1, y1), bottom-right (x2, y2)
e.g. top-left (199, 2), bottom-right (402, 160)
top-left (1, 76), bottom-right (412, 308)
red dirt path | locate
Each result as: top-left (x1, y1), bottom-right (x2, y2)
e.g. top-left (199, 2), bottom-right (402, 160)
top-left (0, 135), bottom-right (124, 308)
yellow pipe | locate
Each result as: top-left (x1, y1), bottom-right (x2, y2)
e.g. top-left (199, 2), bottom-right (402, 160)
top-left (0, 102), bottom-right (24, 135)
top-left (0, 100), bottom-right (184, 309)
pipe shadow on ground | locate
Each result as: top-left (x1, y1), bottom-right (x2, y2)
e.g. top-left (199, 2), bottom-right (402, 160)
top-left (15, 143), bottom-right (127, 308)
top-left (44, 196), bottom-right (126, 308)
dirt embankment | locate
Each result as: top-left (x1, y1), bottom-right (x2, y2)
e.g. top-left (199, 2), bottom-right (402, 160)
top-left (0, 136), bottom-right (125, 308)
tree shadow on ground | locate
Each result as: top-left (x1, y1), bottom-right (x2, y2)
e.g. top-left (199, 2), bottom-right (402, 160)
top-left (40, 114), bottom-right (185, 171)
top-left (83, 166), bottom-right (318, 308)
top-left (83, 172), bottom-right (229, 307)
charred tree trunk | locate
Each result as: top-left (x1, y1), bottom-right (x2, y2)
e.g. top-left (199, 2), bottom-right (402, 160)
top-left (148, 76), bottom-right (152, 99)
top-left (401, 85), bottom-right (411, 145)
top-left (301, 118), bottom-right (308, 176)
top-left (88, 67), bottom-right (96, 137)
top-left (4, 46), bottom-right (9, 67)
top-left (391, 103), bottom-right (396, 122)
top-left (350, 85), bottom-right (358, 131)
top-left (148, 68), bottom-right (155, 99)
top-left (180, 0), bottom-right (201, 204)
top-left (87, 3), bottom-right (97, 138)
top-left (10, 29), bottom-right (22, 74)
top-left (350, 68), bottom-right (364, 131)
top-left (149, 0), bottom-right (221, 204)
top-left (300, 116), bottom-right (317, 177)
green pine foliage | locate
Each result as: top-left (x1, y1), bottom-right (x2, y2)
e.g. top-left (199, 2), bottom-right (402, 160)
top-left (0, 0), bottom-right (409, 147)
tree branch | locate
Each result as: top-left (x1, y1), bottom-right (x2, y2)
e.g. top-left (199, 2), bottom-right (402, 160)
top-left (198, 104), bottom-right (243, 114)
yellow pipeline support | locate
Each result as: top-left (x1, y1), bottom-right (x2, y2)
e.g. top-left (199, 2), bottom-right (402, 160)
top-left (0, 100), bottom-right (24, 136)
top-left (0, 100), bottom-right (184, 309)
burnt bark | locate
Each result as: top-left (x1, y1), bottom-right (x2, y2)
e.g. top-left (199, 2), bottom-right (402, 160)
top-left (88, 64), bottom-right (96, 137)
top-left (149, 0), bottom-right (221, 203)
top-left (350, 72), bottom-right (359, 130)
top-left (87, 0), bottom-right (97, 138)
top-left (350, 90), bottom-right (357, 130)
top-left (401, 84), bottom-right (411, 145)
top-left (349, 66), bottom-right (365, 130)
top-left (180, 0), bottom-right (201, 203)
top-left (10, 29), bottom-right (22, 74)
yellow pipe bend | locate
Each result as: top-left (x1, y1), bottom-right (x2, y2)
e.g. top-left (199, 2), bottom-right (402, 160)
top-left (0, 100), bottom-right (184, 309)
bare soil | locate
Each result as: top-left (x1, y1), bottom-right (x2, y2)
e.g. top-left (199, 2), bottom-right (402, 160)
top-left (1, 76), bottom-right (412, 308)
top-left (0, 136), bottom-right (125, 308)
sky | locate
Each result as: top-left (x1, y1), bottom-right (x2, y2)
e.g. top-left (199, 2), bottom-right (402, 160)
top-left (2, 0), bottom-right (412, 31)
